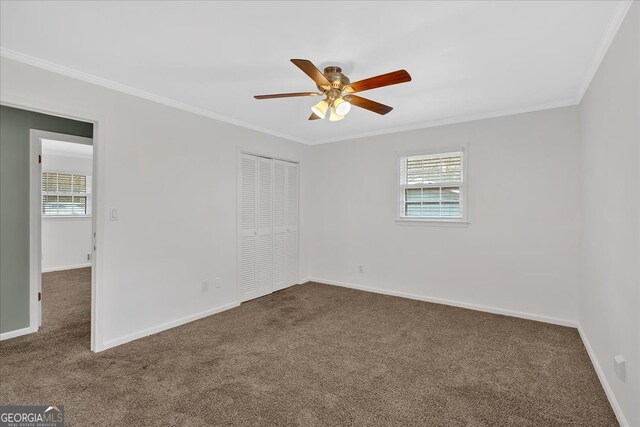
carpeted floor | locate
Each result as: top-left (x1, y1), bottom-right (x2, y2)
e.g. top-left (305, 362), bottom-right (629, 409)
top-left (0, 268), bottom-right (616, 426)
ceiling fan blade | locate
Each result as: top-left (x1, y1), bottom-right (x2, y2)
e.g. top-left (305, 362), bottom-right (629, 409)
top-left (309, 113), bottom-right (321, 120)
top-left (344, 69), bottom-right (411, 93)
top-left (344, 95), bottom-right (393, 115)
top-left (254, 92), bottom-right (321, 99)
top-left (290, 59), bottom-right (331, 88)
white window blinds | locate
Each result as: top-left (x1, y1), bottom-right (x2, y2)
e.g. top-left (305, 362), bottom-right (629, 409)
top-left (42, 172), bottom-right (91, 216)
top-left (399, 151), bottom-right (464, 219)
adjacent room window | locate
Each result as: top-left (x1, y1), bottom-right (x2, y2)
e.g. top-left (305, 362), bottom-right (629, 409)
top-left (398, 151), bottom-right (465, 221)
top-left (42, 172), bottom-right (91, 216)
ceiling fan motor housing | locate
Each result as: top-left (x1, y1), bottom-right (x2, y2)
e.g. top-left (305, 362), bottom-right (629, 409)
top-left (319, 66), bottom-right (350, 95)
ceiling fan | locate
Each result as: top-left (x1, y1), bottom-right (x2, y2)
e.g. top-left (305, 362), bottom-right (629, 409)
top-left (254, 59), bottom-right (412, 121)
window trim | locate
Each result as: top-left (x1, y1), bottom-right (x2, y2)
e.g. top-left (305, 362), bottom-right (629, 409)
top-left (396, 146), bottom-right (469, 224)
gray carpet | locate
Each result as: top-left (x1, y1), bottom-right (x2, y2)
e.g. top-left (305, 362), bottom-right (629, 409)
top-left (0, 268), bottom-right (617, 426)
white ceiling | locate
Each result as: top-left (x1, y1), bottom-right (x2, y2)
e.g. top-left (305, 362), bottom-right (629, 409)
top-left (0, 1), bottom-right (631, 145)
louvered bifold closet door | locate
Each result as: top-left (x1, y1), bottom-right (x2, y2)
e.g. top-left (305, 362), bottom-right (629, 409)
top-left (239, 155), bottom-right (258, 302)
top-left (272, 160), bottom-right (287, 291)
top-left (256, 157), bottom-right (273, 297)
top-left (285, 162), bottom-right (299, 287)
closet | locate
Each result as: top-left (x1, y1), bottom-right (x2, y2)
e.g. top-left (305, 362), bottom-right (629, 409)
top-left (239, 154), bottom-right (298, 302)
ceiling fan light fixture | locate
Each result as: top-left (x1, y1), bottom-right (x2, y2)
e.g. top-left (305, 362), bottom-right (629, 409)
top-left (311, 100), bottom-right (329, 119)
top-left (329, 105), bottom-right (345, 122)
top-left (334, 98), bottom-right (351, 116)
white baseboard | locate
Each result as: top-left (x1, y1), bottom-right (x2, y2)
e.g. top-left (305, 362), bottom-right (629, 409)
top-left (578, 325), bottom-right (628, 427)
top-left (99, 301), bottom-right (240, 351)
top-left (0, 325), bottom-right (37, 341)
top-left (307, 277), bottom-right (578, 328)
top-left (42, 263), bottom-right (91, 273)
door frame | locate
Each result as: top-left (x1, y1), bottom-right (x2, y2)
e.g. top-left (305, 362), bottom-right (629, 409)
top-left (1, 92), bottom-right (106, 352)
top-left (236, 148), bottom-right (300, 304)
top-left (30, 130), bottom-right (94, 328)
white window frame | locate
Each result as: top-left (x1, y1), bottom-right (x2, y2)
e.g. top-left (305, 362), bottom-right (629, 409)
top-left (41, 171), bottom-right (93, 218)
top-left (396, 146), bottom-right (468, 225)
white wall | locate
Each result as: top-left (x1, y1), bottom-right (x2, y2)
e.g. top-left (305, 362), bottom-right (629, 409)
top-left (578, 3), bottom-right (639, 426)
top-left (307, 106), bottom-right (581, 325)
top-left (42, 217), bottom-right (92, 272)
top-left (0, 56), bottom-right (311, 349)
top-left (42, 153), bottom-right (93, 272)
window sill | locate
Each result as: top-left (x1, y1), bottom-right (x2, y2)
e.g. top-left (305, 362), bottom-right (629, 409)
top-left (395, 217), bottom-right (469, 227)
top-left (42, 215), bottom-right (92, 220)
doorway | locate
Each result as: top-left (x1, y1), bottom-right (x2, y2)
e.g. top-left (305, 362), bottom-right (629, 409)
top-left (30, 130), bottom-right (94, 344)
top-left (0, 101), bottom-right (102, 351)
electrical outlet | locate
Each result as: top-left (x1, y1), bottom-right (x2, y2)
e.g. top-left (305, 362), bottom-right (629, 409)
top-left (214, 277), bottom-right (221, 289)
top-left (614, 355), bottom-right (626, 382)
top-left (358, 265), bottom-right (364, 274)
top-left (201, 280), bottom-right (209, 292)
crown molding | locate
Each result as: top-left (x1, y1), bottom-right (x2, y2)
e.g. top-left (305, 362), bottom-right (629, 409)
top-left (575, 1), bottom-right (633, 104)
top-left (0, 47), bottom-right (309, 145)
top-left (2, 0), bottom-right (630, 149)
top-left (310, 97), bottom-right (578, 145)
top-left (0, 46), bottom-right (589, 147)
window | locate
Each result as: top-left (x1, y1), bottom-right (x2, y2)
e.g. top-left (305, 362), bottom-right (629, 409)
top-left (42, 172), bottom-right (91, 216)
top-left (398, 151), bottom-right (465, 221)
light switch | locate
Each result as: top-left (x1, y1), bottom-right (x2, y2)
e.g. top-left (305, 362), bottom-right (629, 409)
top-left (110, 208), bottom-right (118, 221)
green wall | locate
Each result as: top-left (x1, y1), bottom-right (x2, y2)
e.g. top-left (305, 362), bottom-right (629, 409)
top-left (0, 105), bottom-right (93, 334)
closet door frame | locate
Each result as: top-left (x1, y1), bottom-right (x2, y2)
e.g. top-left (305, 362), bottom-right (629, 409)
top-left (236, 149), bottom-right (300, 304)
